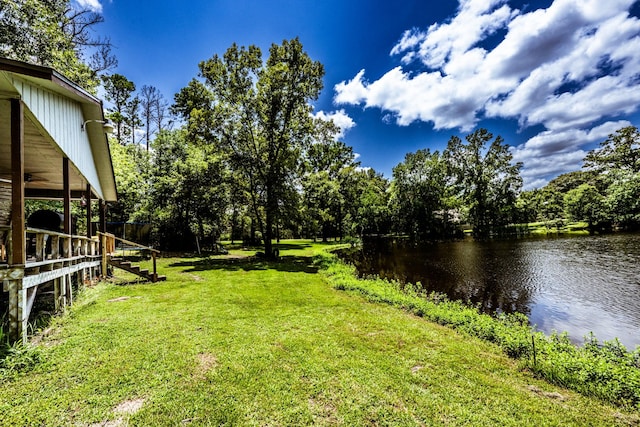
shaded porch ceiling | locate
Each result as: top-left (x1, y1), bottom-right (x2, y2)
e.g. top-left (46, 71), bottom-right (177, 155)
top-left (0, 99), bottom-right (93, 199)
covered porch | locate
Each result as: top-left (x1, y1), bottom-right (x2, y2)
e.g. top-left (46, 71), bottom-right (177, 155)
top-left (0, 58), bottom-right (117, 343)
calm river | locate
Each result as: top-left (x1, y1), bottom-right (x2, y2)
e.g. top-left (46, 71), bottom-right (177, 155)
top-left (340, 233), bottom-right (640, 349)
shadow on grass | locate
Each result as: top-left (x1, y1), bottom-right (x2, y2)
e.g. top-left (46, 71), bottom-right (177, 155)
top-left (168, 255), bottom-right (318, 274)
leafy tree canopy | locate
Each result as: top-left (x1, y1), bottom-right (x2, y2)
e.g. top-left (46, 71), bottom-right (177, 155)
top-left (0, 0), bottom-right (114, 92)
top-left (175, 38), bottom-right (325, 257)
top-left (445, 128), bottom-right (523, 237)
top-left (584, 126), bottom-right (640, 174)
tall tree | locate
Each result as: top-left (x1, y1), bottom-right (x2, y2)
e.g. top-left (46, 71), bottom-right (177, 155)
top-left (140, 85), bottom-right (159, 150)
top-left (605, 170), bottom-right (640, 228)
top-left (107, 140), bottom-right (151, 223)
top-left (0, 0), bottom-right (114, 91)
top-left (584, 126), bottom-right (640, 173)
top-left (126, 95), bottom-right (141, 146)
top-left (150, 130), bottom-right (229, 251)
top-left (354, 168), bottom-right (390, 236)
top-left (102, 73), bottom-right (136, 145)
top-left (564, 183), bottom-right (607, 230)
top-left (178, 38), bottom-right (324, 258)
top-left (445, 128), bottom-right (523, 237)
top-left (140, 85), bottom-right (170, 150)
top-left (389, 149), bottom-right (451, 239)
top-left (303, 132), bottom-right (360, 241)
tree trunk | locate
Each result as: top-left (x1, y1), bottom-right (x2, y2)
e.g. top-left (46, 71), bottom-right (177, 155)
top-left (264, 186), bottom-right (276, 259)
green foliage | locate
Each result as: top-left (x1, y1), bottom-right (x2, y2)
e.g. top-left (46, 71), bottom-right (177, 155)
top-left (0, 0), bottom-right (103, 92)
top-left (389, 148), bottom-right (453, 239)
top-left (584, 126), bottom-right (640, 173)
top-left (445, 129), bottom-right (523, 237)
top-left (175, 38), bottom-right (325, 257)
top-left (149, 129), bottom-right (229, 250)
top-left (353, 168), bottom-right (390, 236)
top-left (102, 74), bottom-right (137, 145)
top-left (302, 137), bottom-right (363, 240)
top-left (605, 171), bottom-right (640, 226)
top-left (0, 339), bottom-right (41, 377)
top-left (563, 183), bottom-right (607, 227)
top-left (107, 140), bottom-right (151, 223)
top-left (316, 251), bottom-right (640, 410)
top-left (546, 170), bottom-right (601, 193)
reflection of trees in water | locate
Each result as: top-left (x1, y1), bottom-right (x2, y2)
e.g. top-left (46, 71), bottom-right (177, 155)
top-left (447, 240), bottom-right (534, 315)
top-left (342, 234), bottom-right (640, 348)
top-left (342, 237), bottom-right (535, 316)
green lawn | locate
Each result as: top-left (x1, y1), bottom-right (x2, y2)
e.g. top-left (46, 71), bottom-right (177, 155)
top-left (1, 240), bottom-right (638, 426)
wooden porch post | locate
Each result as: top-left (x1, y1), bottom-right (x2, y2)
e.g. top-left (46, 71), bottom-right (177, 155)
top-left (10, 101), bottom-right (25, 265)
top-left (85, 184), bottom-right (93, 283)
top-left (99, 199), bottom-right (107, 278)
top-left (63, 158), bottom-right (71, 235)
top-left (86, 184), bottom-right (92, 238)
top-left (8, 98), bottom-right (27, 342)
top-left (62, 158), bottom-right (71, 259)
top-left (99, 199), bottom-right (106, 233)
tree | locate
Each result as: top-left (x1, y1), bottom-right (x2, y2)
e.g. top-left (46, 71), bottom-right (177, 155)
top-left (126, 95), bottom-right (141, 146)
top-left (140, 85), bottom-right (158, 150)
top-left (354, 168), bottom-right (390, 236)
top-left (107, 140), bottom-right (151, 223)
top-left (150, 130), bottom-right (229, 251)
top-left (564, 183), bottom-right (607, 230)
top-left (584, 126), bottom-right (640, 174)
top-left (140, 85), bottom-right (170, 150)
top-left (0, 0), bottom-right (114, 91)
top-left (389, 149), bottom-right (451, 239)
top-left (302, 170), bottom-right (340, 241)
top-left (605, 170), bottom-right (640, 229)
top-left (445, 129), bottom-right (523, 237)
top-left (177, 38), bottom-right (324, 258)
top-left (302, 132), bottom-right (360, 241)
top-left (102, 73), bottom-right (136, 144)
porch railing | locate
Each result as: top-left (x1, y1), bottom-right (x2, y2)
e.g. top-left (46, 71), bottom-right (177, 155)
top-left (98, 232), bottom-right (160, 282)
top-left (0, 225), bottom-right (99, 265)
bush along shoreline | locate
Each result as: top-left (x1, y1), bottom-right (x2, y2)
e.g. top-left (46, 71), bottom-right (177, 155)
top-left (314, 250), bottom-right (640, 411)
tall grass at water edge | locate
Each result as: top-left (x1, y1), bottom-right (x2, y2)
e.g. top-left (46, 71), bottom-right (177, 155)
top-left (314, 250), bottom-right (640, 410)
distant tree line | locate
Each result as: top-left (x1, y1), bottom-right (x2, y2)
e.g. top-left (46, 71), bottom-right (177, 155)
top-left (517, 126), bottom-right (640, 232)
top-left (4, 2), bottom-right (639, 254)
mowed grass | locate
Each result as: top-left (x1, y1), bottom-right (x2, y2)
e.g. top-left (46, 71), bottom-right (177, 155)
top-left (1, 241), bottom-right (638, 426)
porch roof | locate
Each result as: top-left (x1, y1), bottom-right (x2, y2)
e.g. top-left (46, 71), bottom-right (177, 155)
top-left (0, 57), bottom-right (117, 202)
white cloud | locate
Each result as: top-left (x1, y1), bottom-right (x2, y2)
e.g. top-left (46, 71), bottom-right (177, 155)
top-left (513, 120), bottom-right (631, 189)
top-left (391, 0), bottom-right (515, 68)
top-left (314, 109), bottom-right (356, 138)
top-left (334, 0), bottom-right (640, 186)
top-left (75, 0), bottom-right (103, 12)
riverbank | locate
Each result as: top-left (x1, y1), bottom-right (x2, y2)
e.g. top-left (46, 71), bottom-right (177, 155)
top-left (1, 241), bottom-right (638, 425)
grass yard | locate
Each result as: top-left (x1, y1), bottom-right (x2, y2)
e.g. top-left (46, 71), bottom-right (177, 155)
top-left (1, 240), bottom-right (638, 426)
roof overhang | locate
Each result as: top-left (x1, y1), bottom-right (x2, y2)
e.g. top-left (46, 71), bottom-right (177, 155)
top-left (0, 57), bottom-right (117, 201)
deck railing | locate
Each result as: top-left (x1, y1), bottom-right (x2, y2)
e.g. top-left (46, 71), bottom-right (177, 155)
top-left (0, 225), bottom-right (99, 266)
top-left (98, 232), bottom-right (160, 281)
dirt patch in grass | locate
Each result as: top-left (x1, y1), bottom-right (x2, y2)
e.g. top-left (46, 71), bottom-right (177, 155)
top-left (193, 352), bottom-right (218, 379)
top-left (308, 397), bottom-right (338, 424)
top-left (87, 398), bottom-right (145, 427)
top-left (114, 397), bottom-right (146, 414)
top-left (527, 385), bottom-right (566, 401)
top-left (107, 296), bottom-right (130, 303)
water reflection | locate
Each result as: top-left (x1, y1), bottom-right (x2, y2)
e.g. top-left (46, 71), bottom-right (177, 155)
top-left (340, 234), bottom-right (640, 349)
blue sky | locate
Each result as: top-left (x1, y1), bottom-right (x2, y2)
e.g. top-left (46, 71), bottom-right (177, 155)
top-left (79, 0), bottom-right (640, 189)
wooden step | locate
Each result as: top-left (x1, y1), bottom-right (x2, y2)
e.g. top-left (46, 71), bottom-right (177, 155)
top-left (108, 258), bottom-right (164, 283)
